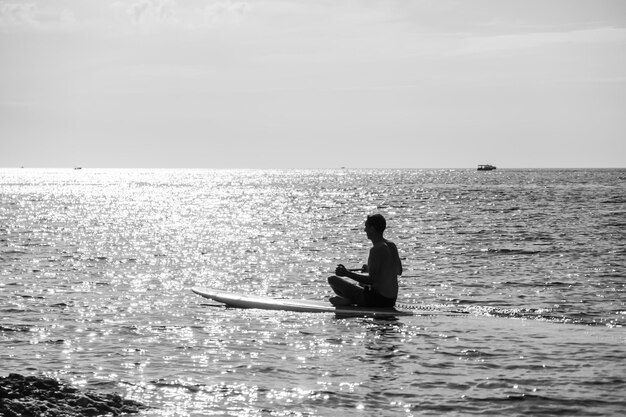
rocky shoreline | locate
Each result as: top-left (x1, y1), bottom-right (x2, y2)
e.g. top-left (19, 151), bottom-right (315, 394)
top-left (0, 374), bottom-right (146, 417)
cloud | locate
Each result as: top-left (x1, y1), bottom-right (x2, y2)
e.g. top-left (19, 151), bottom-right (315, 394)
top-left (111, 0), bottom-right (177, 26)
top-left (0, 2), bottom-right (38, 27)
top-left (107, 0), bottom-right (249, 31)
top-left (456, 26), bottom-right (626, 56)
top-left (203, 1), bottom-right (249, 26)
top-left (0, 1), bottom-right (80, 31)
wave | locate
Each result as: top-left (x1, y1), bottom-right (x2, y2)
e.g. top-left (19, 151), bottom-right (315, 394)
top-left (0, 325), bottom-right (32, 332)
top-left (455, 305), bottom-right (623, 327)
top-left (467, 248), bottom-right (544, 256)
top-left (400, 298), bottom-right (624, 326)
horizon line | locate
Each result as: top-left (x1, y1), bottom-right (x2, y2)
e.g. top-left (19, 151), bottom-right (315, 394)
top-left (2, 166), bottom-right (625, 170)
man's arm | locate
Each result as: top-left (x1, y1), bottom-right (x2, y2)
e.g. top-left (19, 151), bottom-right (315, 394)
top-left (335, 264), bottom-right (373, 285)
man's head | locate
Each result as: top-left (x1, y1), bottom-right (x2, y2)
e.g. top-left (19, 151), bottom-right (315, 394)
top-left (365, 214), bottom-right (386, 235)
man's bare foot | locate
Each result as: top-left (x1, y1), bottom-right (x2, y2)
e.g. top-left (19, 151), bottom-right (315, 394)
top-left (329, 296), bottom-right (352, 306)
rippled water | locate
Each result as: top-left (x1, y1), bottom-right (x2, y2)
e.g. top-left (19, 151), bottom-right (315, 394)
top-left (1, 168), bottom-right (625, 416)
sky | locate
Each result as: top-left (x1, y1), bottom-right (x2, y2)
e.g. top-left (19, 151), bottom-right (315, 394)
top-left (1, 0), bottom-right (625, 168)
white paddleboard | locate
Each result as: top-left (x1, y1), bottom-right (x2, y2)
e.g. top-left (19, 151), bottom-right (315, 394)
top-left (192, 287), bottom-right (414, 317)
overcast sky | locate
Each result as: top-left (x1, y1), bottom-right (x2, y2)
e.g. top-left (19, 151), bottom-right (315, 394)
top-left (1, 0), bottom-right (625, 168)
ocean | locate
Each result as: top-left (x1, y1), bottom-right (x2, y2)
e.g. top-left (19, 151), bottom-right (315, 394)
top-left (1, 168), bottom-right (625, 416)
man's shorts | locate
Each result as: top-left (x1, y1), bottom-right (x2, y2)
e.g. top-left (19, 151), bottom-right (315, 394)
top-left (364, 286), bottom-right (396, 308)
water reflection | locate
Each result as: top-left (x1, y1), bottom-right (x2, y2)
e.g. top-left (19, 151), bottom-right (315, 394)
top-left (2, 169), bottom-right (625, 416)
top-left (357, 321), bottom-right (412, 412)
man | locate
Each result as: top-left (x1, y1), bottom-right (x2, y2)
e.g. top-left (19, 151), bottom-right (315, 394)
top-left (328, 214), bottom-right (402, 307)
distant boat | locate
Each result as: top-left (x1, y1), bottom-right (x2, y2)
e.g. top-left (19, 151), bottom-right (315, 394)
top-left (477, 164), bottom-right (496, 171)
top-left (74, 167), bottom-right (82, 170)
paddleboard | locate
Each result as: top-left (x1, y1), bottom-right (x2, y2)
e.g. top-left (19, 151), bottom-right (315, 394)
top-left (192, 287), bottom-right (414, 317)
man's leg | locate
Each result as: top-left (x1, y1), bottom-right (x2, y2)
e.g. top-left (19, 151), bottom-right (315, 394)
top-left (327, 275), bottom-right (365, 305)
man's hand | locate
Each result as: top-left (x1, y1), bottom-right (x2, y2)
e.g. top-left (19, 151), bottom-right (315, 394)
top-left (335, 264), bottom-right (349, 277)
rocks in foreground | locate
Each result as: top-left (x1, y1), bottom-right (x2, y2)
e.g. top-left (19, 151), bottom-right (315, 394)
top-left (0, 373), bottom-right (146, 417)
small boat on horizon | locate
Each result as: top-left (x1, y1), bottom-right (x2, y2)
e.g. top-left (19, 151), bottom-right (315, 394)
top-left (477, 164), bottom-right (496, 171)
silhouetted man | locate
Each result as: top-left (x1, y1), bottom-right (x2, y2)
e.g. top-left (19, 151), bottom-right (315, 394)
top-left (328, 214), bottom-right (402, 307)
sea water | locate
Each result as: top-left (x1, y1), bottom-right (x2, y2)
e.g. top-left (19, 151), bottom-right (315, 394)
top-left (1, 168), bottom-right (625, 416)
